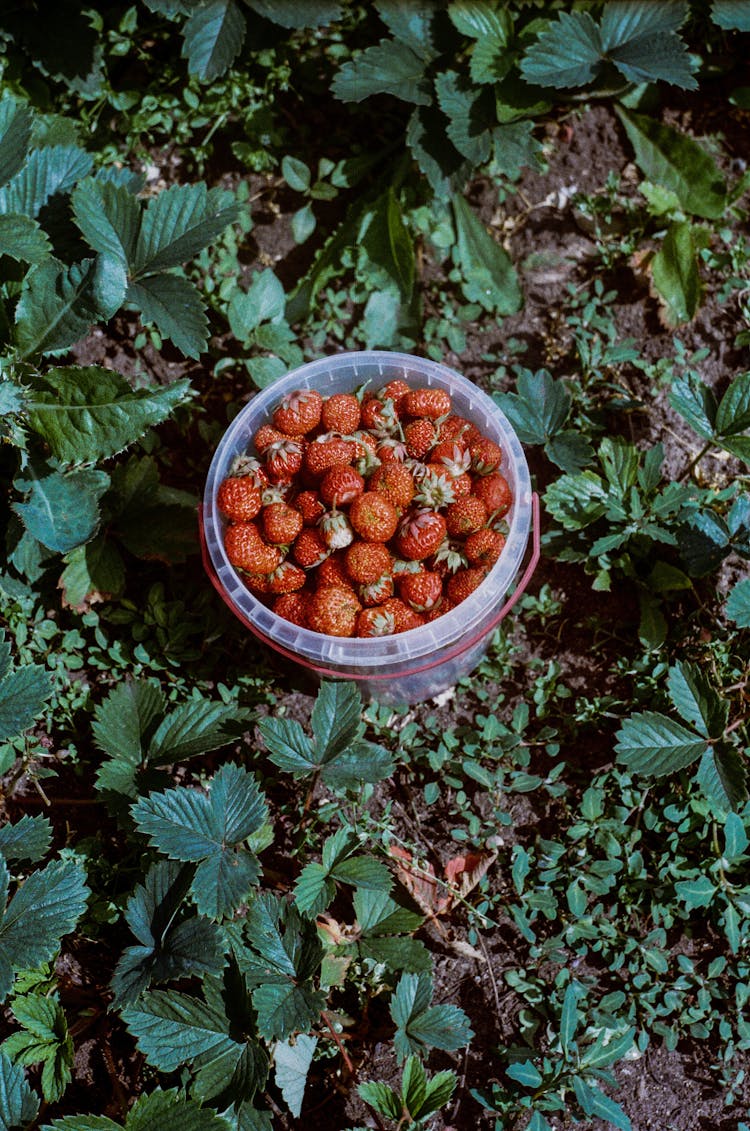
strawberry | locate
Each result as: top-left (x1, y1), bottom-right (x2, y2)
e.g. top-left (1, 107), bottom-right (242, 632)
top-left (242, 573), bottom-right (273, 595)
top-left (320, 466), bottom-right (365, 507)
top-left (262, 501), bottom-right (303, 545)
top-left (319, 510), bottom-right (354, 550)
top-left (307, 585), bottom-right (362, 637)
top-left (349, 492), bottom-right (399, 542)
top-left (413, 467), bottom-right (455, 509)
top-left (265, 437), bottom-right (304, 483)
top-left (369, 462), bottom-right (415, 511)
top-left (272, 388), bottom-right (323, 435)
top-left (229, 454), bottom-right (269, 485)
top-left (445, 496), bottom-right (488, 538)
top-left (472, 472), bottom-right (513, 516)
top-left (217, 475), bottom-right (262, 522)
top-left (273, 592), bottom-right (309, 627)
top-left (395, 509), bottom-right (447, 560)
top-left (431, 439), bottom-right (471, 477)
top-left (356, 606), bottom-right (397, 637)
top-left (224, 523), bottom-right (282, 574)
top-left (321, 392), bottom-right (361, 433)
top-left (375, 437), bottom-right (408, 463)
top-left (450, 472), bottom-right (473, 499)
top-left (404, 418), bottom-right (436, 459)
top-left (380, 379), bottom-right (411, 409)
top-left (316, 553), bottom-right (352, 588)
top-left (361, 395), bottom-right (400, 437)
top-left (424, 597), bottom-right (455, 623)
top-left (403, 387), bottom-right (452, 420)
top-left (266, 561), bottom-right (307, 593)
top-left (304, 436), bottom-right (357, 477)
top-left (295, 489), bottom-right (325, 526)
top-left (344, 541), bottom-right (392, 584)
top-left (379, 597), bottom-right (426, 633)
top-left (293, 528), bottom-right (330, 569)
top-left (398, 570), bottom-right (443, 612)
top-left (447, 567), bottom-right (487, 605)
top-left (465, 528), bottom-right (506, 567)
top-left (359, 573), bottom-right (394, 606)
top-left (431, 540), bottom-right (468, 575)
top-left (254, 424), bottom-right (286, 453)
top-left (469, 436), bottom-right (503, 475)
top-left (438, 415), bottom-right (473, 442)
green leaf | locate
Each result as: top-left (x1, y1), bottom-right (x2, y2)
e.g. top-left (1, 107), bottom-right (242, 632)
top-left (544, 470), bottom-right (608, 530)
top-left (0, 662), bottom-right (52, 742)
top-left (253, 982), bottom-right (325, 1043)
top-left (651, 222), bottom-right (701, 326)
top-left (127, 1089), bottom-right (232, 1130)
top-left (674, 874), bottom-right (716, 910)
top-left (668, 373), bottom-right (717, 439)
top-left (390, 972), bottom-right (473, 1062)
top-left (25, 367), bottom-right (190, 464)
top-left (311, 681), bottom-right (363, 763)
top-left (358, 1080), bottom-right (401, 1121)
top-left (274, 1034), bottom-right (316, 1119)
top-left (0, 1049), bottom-right (39, 1129)
top-left (92, 679), bottom-right (165, 796)
top-left (716, 371), bottom-right (750, 438)
top-left (400, 1055), bottom-right (427, 1119)
top-left (0, 858), bottom-right (89, 1003)
top-left (493, 369), bottom-right (570, 445)
top-left (127, 273), bottom-right (208, 359)
top-left (0, 214), bottom-right (50, 263)
top-left (71, 179), bottom-right (141, 267)
top-left (452, 194), bottom-right (521, 315)
top-left (13, 466), bottom-right (109, 554)
top-left (0, 99), bottom-right (32, 189)
top-left (0, 815), bottom-right (52, 865)
top-left (319, 740), bottom-right (394, 787)
top-left (245, 0), bottom-right (341, 30)
top-left (724, 812), bottom-right (748, 860)
top-left (696, 747), bottom-right (749, 813)
top-left (133, 183), bottom-right (238, 275)
top-left (449, 1), bottom-right (511, 43)
top-left (726, 578), bottom-right (750, 626)
top-left (182, 0), bottom-right (246, 82)
top-left (361, 188), bottom-right (415, 302)
top-left (581, 1082), bottom-right (631, 1131)
top-left (506, 1059), bottom-right (543, 1087)
top-left (616, 109), bottom-right (726, 219)
top-left (580, 1027), bottom-right (636, 1070)
top-left (0, 145), bottom-right (93, 218)
top-left (281, 156), bottom-right (310, 192)
top-left (435, 71), bottom-right (493, 166)
top-left (14, 259), bottom-right (99, 358)
top-left (59, 537), bottom-right (126, 610)
top-left (615, 711), bottom-right (708, 776)
top-left (5, 993), bottom-right (73, 1102)
top-left (122, 988), bottom-right (241, 1073)
top-left (559, 981), bottom-right (583, 1054)
top-left (227, 270), bottom-right (285, 340)
top-left (679, 509), bottom-right (731, 576)
top-left (667, 662), bottom-right (728, 738)
top-left (520, 11), bottom-right (603, 88)
top-left (712, 1), bottom-right (750, 31)
top-left (417, 1067), bottom-right (456, 1120)
top-left (258, 718), bottom-right (315, 775)
top-left (148, 696), bottom-right (247, 764)
top-left (331, 40), bottom-right (430, 105)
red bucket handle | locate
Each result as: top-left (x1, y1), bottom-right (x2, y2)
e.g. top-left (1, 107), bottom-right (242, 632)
top-left (199, 492), bottom-right (541, 682)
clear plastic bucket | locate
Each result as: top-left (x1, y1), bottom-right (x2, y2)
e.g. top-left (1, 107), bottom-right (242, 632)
top-left (201, 351), bottom-right (538, 705)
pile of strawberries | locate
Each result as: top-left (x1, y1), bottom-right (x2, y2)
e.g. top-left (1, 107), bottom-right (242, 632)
top-left (217, 379), bottom-right (513, 637)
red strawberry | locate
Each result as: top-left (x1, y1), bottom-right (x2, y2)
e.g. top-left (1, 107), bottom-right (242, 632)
top-left (265, 437), bottom-right (304, 482)
top-left (293, 528), bottom-right (330, 569)
top-left (321, 392), bottom-right (361, 433)
top-left (242, 573), bottom-right (273, 595)
top-left (379, 379), bottom-right (411, 409)
top-left (262, 502), bottom-right (303, 545)
top-left (438, 415), bottom-right (473, 442)
top-left (465, 528), bottom-right (506, 567)
top-left (432, 439), bottom-right (471, 477)
top-left (424, 597), bottom-right (455, 623)
top-left (319, 510), bottom-right (354, 550)
top-left (395, 509), bottom-right (447, 560)
top-left (404, 418), bottom-right (436, 459)
top-left (361, 395), bottom-right (400, 437)
top-left (272, 389), bottom-right (323, 435)
top-left (273, 592), bottom-right (309, 627)
top-left (359, 573), bottom-right (394, 606)
top-left (379, 597), bottom-right (425, 633)
top-left (356, 606), bottom-right (397, 637)
top-left (403, 387), bottom-right (452, 420)
top-left (316, 553), bottom-right (351, 588)
top-left (431, 540), bottom-right (468, 575)
top-left (447, 567), bottom-right (487, 605)
top-left (369, 462), bottom-right (415, 511)
top-left (349, 492), bottom-right (399, 542)
top-left (295, 490), bottom-right (325, 526)
top-left (450, 472), bottom-right (473, 499)
top-left (304, 437), bottom-right (357, 477)
top-left (307, 586), bottom-right (362, 637)
top-left (344, 541), bottom-right (392, 585)
top-left (398, 570), bottom-right (443, 612)
top-left (224, 523), bottom-right (282, 574)
top-left (376, 437), bottom-right (409, 463)
top-left (266, 561), bottom-right (307, 593)
top-left (217, 476), bottom-right (262, 522)
top-left (445, 496), bottom-right (488, 538)
top-left (472, 472), bottom-right (513, 516)
top-left (254, 424), bottom-right (286, 453)
top-left (320, 466), bottom-right (365, 507)
top-left (469, 436), bottom-right (503, 475)
top-left (413, 467), bottom-right (455, 509)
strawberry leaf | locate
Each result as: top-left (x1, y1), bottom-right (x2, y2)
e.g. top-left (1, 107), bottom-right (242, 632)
top-left (390, 972), bottom-right (473, 1062)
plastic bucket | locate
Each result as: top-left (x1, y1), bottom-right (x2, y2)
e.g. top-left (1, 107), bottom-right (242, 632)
top-left (201, 351), bottom-right (538, 705)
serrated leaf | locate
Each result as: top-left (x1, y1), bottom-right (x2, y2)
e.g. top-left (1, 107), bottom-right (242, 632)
top-left (122, 989), bottom-right (240, 1072)
top-left (274, 1034), bottom-right (316, 1118)
top-left (311, 681), bottom-right (362, 763)
top-left (127, 273), bottom-right (208, 359)
top-left (545, 431), bottom-right (594, 473)
top-left (544, 470), bottom-right (608, 530)
top-left (617, 109), bottom-right (726, 219)
top-left (25, 367), bottom-right (190, 464)
top-left (5, 992), bottom-right (72, 1102)
top-left (452, 194), bottom-right (521, 315)
top-left (148, 697), bottom-right (247, 764)
top-left (71, 179), bottom-right (141, 267)
top-left (253, 982), bottom-right (325, 1043)
top-left (493, 369), bottom-right (570, 445)
top-left (711, 1), bottom-right (750, 30)
top-left (602, 0), bottom-right (694, 90)
top-left (246, 0), bottom-right (341, 29)
top-left (520, 11), bottom-right (603, 88)
top-left (358, 1080), bottom-right (402, 1121)
top-left (59, 537), bottom-right (126, 612)
top-left (726, 578), bottom-right (750, 627)
top-left (668, 374), bottom-right (717, 439)
top-left (390, 972), bottom-right (473, 1062)
top-left (128, 1089), bottom-right (232, 1131)
top-left (615, 711), bottom-right (708, 776)
top-left (332, 40), bottom-right (430, 105)
top-left (14, 258), bottom-right (99, 358)
top-left (435, 71), bottom-right (493, 166)
top-left (319, 740), bottom-right (394, 787)
top-left (679, 509), bottom-right (731, 576)
top-left (406, 104), bottom-right (469, 201)
top-left (651, 221), bottom-right (701, 326)
top-left (401, 1055), bottom-right (427, 1119)
top-left (0, 145), bottom-right (93, 218)
top-left (0, 214), bottom-right (51, 263)
top-left (418, 1067), bottom-right (456, 1119)
top-left (0, 663), bottom-right (52, 742)
top-left (134, 184), bottom-right (238, 275)
top-left (0, 1049), bottom-right (39, 1129)
top-left (183, 0), bottom-right (246, 82)
top-left (258, 718), bottom-right (315, 775)
top-left (13, 466), bottom-right (109, 554)
top-left (0, 858), bottom-right (89, 1003)
top-left (449, 1), bottom-right (511, 42)
top-left (0, 816), bottom-right (52, 865)
top-left (696, 747), bottom-right (749, 814)
top-left (716, 371), bottom-right (750, 438)
top-left (93, 679), bottom-right (164, 795)
top-left (361, 188), bottom-right (415, 302)
top-left (354, 888), bottom-right (423, 937)
top-left (293, 863), bottom-right (334, 919)
top-left (0, 99), bottom-right (32, 189)
top-left (667, 662), bottom-right (728, 738)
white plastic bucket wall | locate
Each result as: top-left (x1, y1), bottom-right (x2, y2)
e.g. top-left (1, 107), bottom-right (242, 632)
top-left (203, 352), bottom-right (532, 705)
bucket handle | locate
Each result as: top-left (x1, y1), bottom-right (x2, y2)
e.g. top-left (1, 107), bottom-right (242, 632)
top-left (199, 492), bottom-right (541, 683)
